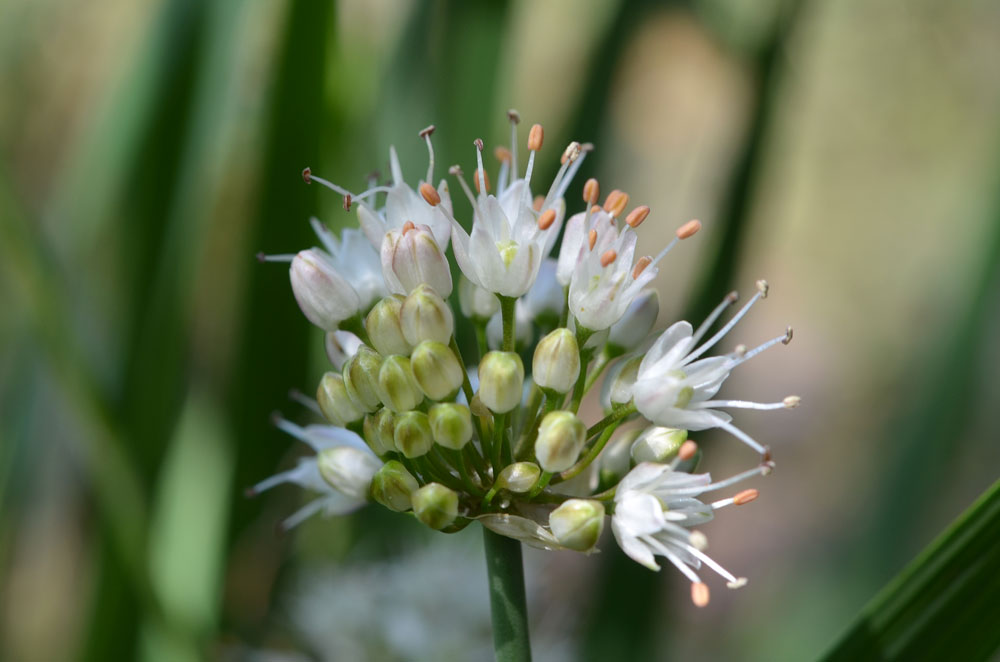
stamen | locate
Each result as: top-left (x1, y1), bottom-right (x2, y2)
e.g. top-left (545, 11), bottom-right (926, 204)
top-left (533, 195), bottom-right (545, 211)
top-left (689, 291), bottom-right (740, 348)
top-left (689, 530), bottom-right (708, 551)
top-left (689, 547), bottom-right (740, 585)
top-left (603, 190), bottom-right (629, 217)
top-left (691, 582), bottom-right (710, 607)
top-left (694, 399), bottom-right (789, 411)
top-left (583, 178), bottom-right (600, 205)
top-left (246, 468), bottom-right (298, 497)
top-left (730, 331), bottom-right (789, 366)
top-left (733, 344), bottom-right (748, 357)
top-left (588, 229), bottom-right (597, 250)
top-left (716, 420), bottom-right (768, 456)
top-left (561, 141), bottom-right (581, 165)
top-left (474, 170), bottom-right (491, 194)
top-left (783, 395), bottom-right (801, 408)
top-left (733, 488), bottom-right (759, 505)
top-left (508, 109), bottom-right (520, 180)
top-left (538, 209), bottom-right (557, 230)
top-left (676, 219), bottom-right (702, 239)
top-left (756, 279), bottom-right (769, 298)
top-left (727, 578), bottom-right (749, 589)
top-left (304, 170), bottom-right (390, 204)
top-left (280, 498), bottom-right (327, 531)
top-left (289, 388), bottom-right (323, 416)
top-left (450, 164), bottom-right (484, 219)
top-left (272, 415), bottom-right (323, 452)
top-left (632, 256), bottom-right (652, 279)
top-left (474, 139), bottom-right (489, 195)
top-left (495, 146), bottom-right (511, 163)
top-left (625, 205), bottom-right (650, 228)
top-left (343, 194), bottom-right (352, 212)
top-left (420, 125), bottom-right (436, 182)
top-left (679, 440), bottom-right (698, 461)
top-left (783, 326), bottom-right (793, 345)
top-left (683, 288), bottom-right (767, 365)
top-left (527, 123), bottom-right (544, 152)
top-left (257, 252), bottom-right (295, 263)
top-left (600, 249), bottom-right (617, 267)
top-left (402, 221), bottom-right (416, 234)
top-left (302, 167), bottom-right (312, 183)
top-left (419, 182), bottom-right (441, 206)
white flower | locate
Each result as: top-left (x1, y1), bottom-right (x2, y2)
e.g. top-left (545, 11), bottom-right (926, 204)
top-left (248, 417), bottom-right (378, 530)
top-left (608, 287), bottom-right (659, 351)
top-left (612, 460), bottom-right (770, 605)
top-left (630, 282), bottom-right (796, 456)
top-left (289, 248), bottom-right (361, 331)
top-left (324, 330), bottom-right (363, 370)
top-left (485, 258), bottom-right (564, 349)
top-left (309, 220), bottom-right (387, 312)
top-left (380, 222), bottom-right (453, 297)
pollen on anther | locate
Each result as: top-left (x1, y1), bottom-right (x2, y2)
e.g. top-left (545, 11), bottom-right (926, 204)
top-left (474, 138), bottom-right (484, 152)
top-left (528, 123), bottom-right (544, 151)
top-left (474, 169), bottom-right (491, 193)
top-left (588, 229), bottom-right (598, 250)
top-left (756, 279), bottom-right (769, 298)
top-left (419, 125), bottom-right (436, 138)
top-left (676, 219), bottom-right (701, 239)
top-left (495, 146), bottom-right (512, 163)
top-left (783, 326), bottom-right (793, 344)
top-left (561, 141), bottom-right (581, 164)
top-left (625, 205), bottom-right (650, 228)
top-left (402, 221), bottom-right (416, 234)
top-left (419, 182), bottom-right (441, 206)
top-left (678, 440), bottom-right (698, 461)
top-left (343, 194), bottom-right (352, 212)
top-left (583, 178), bottom-right (600, 205)
top-left (533, 195), bottom-right (545, 211)
top-left (600, 249), bottom-right (617, 267)
top-left (733, 489), bottom-right (759, 506)
top-left (783, 395), bottom-right (801, 408)
top-left (691, 582), bottom-right (710, 607)
top-left (538, 209), bottom-right (557, 230)
top-left (301, 167), bottom-right (312, 183)
top-left (632, 256), bottom-right (652, 279)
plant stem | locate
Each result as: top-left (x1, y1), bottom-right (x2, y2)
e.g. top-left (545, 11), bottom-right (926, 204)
top-left (483, 527), bottom-right (532, 662)
top-left (500, 295), bottom-right (517, 352)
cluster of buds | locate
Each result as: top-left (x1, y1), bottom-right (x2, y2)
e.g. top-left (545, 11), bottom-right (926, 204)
top-left (252, 113), bottom-right (798, 606)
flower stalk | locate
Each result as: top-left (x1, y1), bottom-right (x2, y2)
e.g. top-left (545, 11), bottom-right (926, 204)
top-left (483, 528), bottom-right (532, 662)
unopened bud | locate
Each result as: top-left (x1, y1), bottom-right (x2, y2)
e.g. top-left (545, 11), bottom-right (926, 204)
top-left (363, 408), bottom-right (396, 456)
top-left (609, 288), bottom-right (659, 352)
top-left (370, 460), bottom-right (419, 512)
top-left (428, 403), bottom-right (473, 450)
top-left (377, 355), bottom-right (423, 413)
top-left (496, 462), bottom-right (541, 493)
top-left (549, 499), bottom-right (605, 552)
top-left (478, 351), bottom-right (524, 413)
top-left (401, 284), bottom-right (454, 346)
top-left (290, 249), bottom-right (360, 330)
top-left (317, 372), bottom-right (364, 426)
top-left (532, 328), bottom-right (580, 393)
top-left (630, 427), bottom-right (688, 464)
top-left (458, 274), bottom-right (500, 320)
top-left (535, 411), bottom-right (586, 472)
top-left (366, 296), bottom-right (412, 357)
top-left (410, 341), bottom-right (464, 400)
top-left (412, 482), bottom-right (459, 529)
top-left (317, 447), bottom-right (381, 500)
top-left (342, 346), bottom-right (383, 412)
top-left (381, 224), bottom-right (453, 297)
top-left (325, 331), bottom-right (363, 371)
top-left (393, 410), bottom-right (433, 458)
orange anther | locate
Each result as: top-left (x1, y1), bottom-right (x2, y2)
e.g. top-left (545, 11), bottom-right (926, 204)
top-left (691, 582), bottom-right (710, 608)
top-left (533, 195), bottom-right (545, 211)
top-left (474, 169), bottom-right (491, 194)
top-left (588, 229), bottom-right (597, 250)
top-left (494, 146), bottom-right (512, 163)
top-left (419, 182), bottom-right (441, 206)
top-left (401, 221), bottom-right (415, 234)
top-left (632, 256), bottom-right (652, 279)
top-left (733, 489), bottom-right (759, 506)
top-left (603, 189), bottom-right (629, 217)
top-left (676, 219), bottom-right (702, 239)
top-left (583, 178), bottom-right (600, 205)
top-left (600, 250), bottom-right (617, 267)
top-left (528, 123), bottom-right (544, 151)
top-left (343, 194), bottom-right (352, 212)
top-left (678, 440), bottom-right (698, 461)
top-left (625, 205), bottom-right (650, 228)
top-left (538, 209), bottom-right (557, 230)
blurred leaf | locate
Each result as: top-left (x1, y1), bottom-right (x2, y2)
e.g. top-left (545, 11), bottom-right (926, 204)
top-left (821, 478), bottom-right (1000, 661)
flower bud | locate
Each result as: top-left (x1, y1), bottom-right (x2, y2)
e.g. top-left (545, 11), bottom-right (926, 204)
top-left (496, 462), bottom-right (541, 493)
top-left (532, 328), bottom-right (580, 393)
top-left (548, 499), bottom-right (605, 552)
top-left (376, 355), bottom-right (423, 413)
top-left (400, 284), bottom-right (454, 346)
top-left (411, 482), bottom-right (459, 530)
top-left (608, 288), bottom-right (659, 352)
top-left (381, 223), bottom-right (454, 297)
top-left (630, 427), bottom-right (688, 464)
top-left (316, 446), bottom-right (381, 500)
top-left (342, 346), bottom-right (383, 412)
top-left (365, 296), bottom-right (412, 357)
top-left (290, 248), bottom-right (360, 330)
top-left (478, 351), bottom-right (524, 413)
top-left (369, 460), bottom-right (419, 512)
top-left (325, 330), bottom-right (363, 370)
top-left (317, 372), bottom-right (365, 425)
top-left (410, 341), bottom-right (464, 400)
top-left (458, 274), bottom-right (500, 320)
top-left (535, 411), bottom-right (586, 472)
top-left (363, 408), bottom-right (396, 456)
top-left (428, 403), bottom-right (473, 450)
top-left (602, 355), bottom-right (642, 409)
top-left (393, 410), bottom-right (433, 458)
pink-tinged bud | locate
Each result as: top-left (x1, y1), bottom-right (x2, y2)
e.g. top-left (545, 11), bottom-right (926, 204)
top-left (290, 249), bottom-right (360, 330)
top-left (380, 224), bottom-right (453, 297)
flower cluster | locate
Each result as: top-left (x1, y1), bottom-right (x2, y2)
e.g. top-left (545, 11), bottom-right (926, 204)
top-left (252, 114), bottom-right (797, 606)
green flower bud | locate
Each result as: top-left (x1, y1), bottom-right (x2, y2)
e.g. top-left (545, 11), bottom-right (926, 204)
top-left (535, 410), bottom-right (586, 472)
top-left (369, 460), bottom-right (419, 512)
top-left (393, 410), bottom-right (433, 458)
top-left (548, 499), bottom-right (605, 551)
top-left (496, 462), bottom-right (541, 493)
top-left (411, 482), bottom-right (459, 530)
top-left (458, 274), bottom-right (500, 320)
top-left (362, 408), bottom-right (396, 456)
top-left (343, 345), bottom-right (383, 412)
top-left (428, 403), bottom-right (473, 450)
top-left (365, 296), bottom-right (412, 357)
top-left (400, 284), bottom-right (454, 346)
top-left (317, 372), bottom-right (364, 425)
top-left (478, 351), bottom-right (524, 413)
top-left (376, 355), bottom-right (423, 413)
top-left (532, 328), bottom-right (580, 393)
top-left (410, 340), bottom-right (464, 400)
top-left (316, 447), bottom-right (381, 500)
top-left (630, 427), bottom-right (688, 464)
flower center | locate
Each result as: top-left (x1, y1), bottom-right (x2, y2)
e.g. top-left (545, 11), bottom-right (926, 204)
top-left (496, 240), bottom-right (519, 268)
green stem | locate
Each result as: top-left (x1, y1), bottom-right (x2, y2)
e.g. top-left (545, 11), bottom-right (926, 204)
top-left (475, 321), bottom-right (489, 361)
top-left (528, 471), bottom-right (552, 498)
top-left (586, 403), bottom-right (637, 440)
top-left (500, 295), bottom-right (517, 352)
top-left (568, 325), bottom-right (595, 413)
top-left (492, 411), bottom-right (507, 474)
top-left (584, 348), bottom-right (619, 392)
top-left (483, 528), bottom-right (532, 662)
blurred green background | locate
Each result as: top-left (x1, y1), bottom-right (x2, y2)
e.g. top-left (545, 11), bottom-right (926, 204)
top-left (2, 0), bottom-right (999, 660)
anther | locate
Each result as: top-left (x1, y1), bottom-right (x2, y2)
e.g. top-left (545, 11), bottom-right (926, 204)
top-left (590, 205), bottom-right (601, 215)
top-left (419, 125), bottom-right (436, 138)
top-left (689, 530), bottom-right (708, 551)
top-left (600, 250), bottom-right (617, 267)
top-left (474, 138), bottom-right (484, 151)
top-left (782, 326), bottom-right (793, 344)
top-left (343, 194), bottom-right (352, 212)
top-left (588, 229), bottom-right (597, 250)
top-left (507, 109), bottom-right (521, 124)
top-left (473, 169), bottom-right (491, 193)
top-left (495, 146), bottom-right (512, 163)
top-left (678, 440), bottom-right (698, 461)
top-left (676, 219), bottom-right (702, 239)
top-left (727, 578), bottom-right (749, 589)
top-left (756, 279), bottom-right (769, 298)
top-left (603, 190), bottom-right (629, 217)
top-left (583, 178), bottom-right (600, 205)
top-left (632, 256), bottom-right (652, 279)
top-left (783, 395), bottom-right (801, 408)
top-left (419, 182), bottom-right (441, 206)
top-left (691, 582), bottom-right (710, 607)
top-left (580, 142), bottom-right (594, 154)
top-left (733, 489), bottom-right (759, 506)
top-left (561, 141), bottom-right (581, 164)
top-left (533, 195), bottom-right (545, 211)
top-left (301, 167), bottom-right (312, 184)
top-left (733, 344), bottom-right (748, 357)
top-left (402, 221), bottom-right (416, 234)
top-left (726, 291), bottom-right (739, 304)
top-left (449, 165), bottom-right (463, 178)
top-left (256, 252), bottom-right (267, 263)
top-left (528, 123), bottom-right (544, 151)
top-left (538, 209), bottom-right (557, 230)
top-left (761, 448), bottom-right (773, 465)
top-left (625, 205), bottom-right (650, 228)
